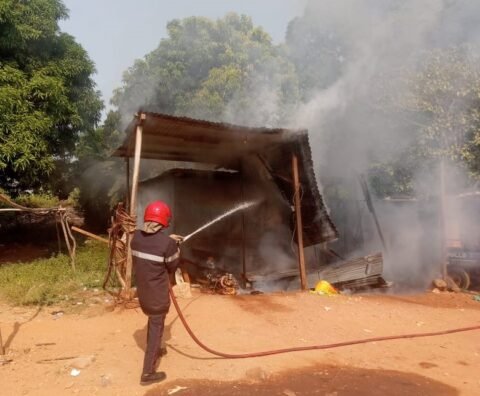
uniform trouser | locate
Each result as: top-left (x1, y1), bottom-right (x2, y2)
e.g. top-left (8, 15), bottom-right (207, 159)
top-left (142, 313), bottom-right (167, 375)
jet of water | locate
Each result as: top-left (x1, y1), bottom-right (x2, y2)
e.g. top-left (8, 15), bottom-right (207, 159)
top-left (182, 200), bottom-right (259, 242)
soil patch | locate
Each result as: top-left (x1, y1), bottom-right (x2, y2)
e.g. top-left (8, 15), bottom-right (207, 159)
top-left (147, 364), bottom-right (458, 396)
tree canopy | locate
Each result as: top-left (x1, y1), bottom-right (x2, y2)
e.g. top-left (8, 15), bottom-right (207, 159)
top-left (0, 0), bottom-right (102, 194)
top-left (370, 46), bottom-right (480, 196)
top-left (112, 13), bottom-right (299, 127)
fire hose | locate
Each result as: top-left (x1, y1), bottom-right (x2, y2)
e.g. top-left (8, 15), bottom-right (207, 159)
top-left (168, 283), bottom-right (480, 358)
top-left (100, 201), bottom-right (480, 358)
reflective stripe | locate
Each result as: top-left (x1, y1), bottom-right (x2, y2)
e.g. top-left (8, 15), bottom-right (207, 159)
top-left (132, 250), bottom-right (165, 263)
top-left (131, 249), bottom-right (180, 264)
top-left (165, 250), bottom-right (180, 263)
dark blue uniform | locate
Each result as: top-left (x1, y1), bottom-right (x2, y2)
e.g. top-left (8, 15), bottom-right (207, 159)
top-left (131, 230), bottom-right (179, 375)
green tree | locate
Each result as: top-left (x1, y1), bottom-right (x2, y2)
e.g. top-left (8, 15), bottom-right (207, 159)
top-left (74, 110), bottom-right (124, 230)
top-left (285, 14), bottom-right (348, 100)
top-left (112, 13), bottom-right (299, 127)
top-left (0, 0), bottom-right (103, 195)
top-left (372, 46), bottom-right (480, 196)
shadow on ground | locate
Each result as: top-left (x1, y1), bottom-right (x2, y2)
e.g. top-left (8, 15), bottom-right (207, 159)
top-left (144, 364), bottom-right (458, 396)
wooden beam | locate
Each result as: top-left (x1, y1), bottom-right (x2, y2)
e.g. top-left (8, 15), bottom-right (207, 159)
top-left (71, 226), bottom-right (109, 244)
top-left (292, 154), bottom-right (308, 291)
top-left (240, 162), bottom-right (247, 282)
top-left (439, 158), bottom-right (448, 281)
top-left (125, 157), bottom-right (130, 212)
top-left (125, 115), bottom-right (144, 296)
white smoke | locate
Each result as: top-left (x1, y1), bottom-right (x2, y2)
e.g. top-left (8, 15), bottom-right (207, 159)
top-left (290, 0), bottom-right (480, 289)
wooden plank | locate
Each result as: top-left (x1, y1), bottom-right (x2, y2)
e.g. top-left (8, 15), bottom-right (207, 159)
top-left (125, 157), bottom-right (130, 212)
top-left (125, 115), bottom-right (144, 295)
top-left (292, 154), bottom-right (307, 290)
top-left (440, 158), bottom-right (448, 281)
top-left (71, 226), bottom-right (109, 244)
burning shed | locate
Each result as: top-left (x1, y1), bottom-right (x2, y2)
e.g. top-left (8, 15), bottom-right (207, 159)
top-left (113, 112), bottom-right (337, 294)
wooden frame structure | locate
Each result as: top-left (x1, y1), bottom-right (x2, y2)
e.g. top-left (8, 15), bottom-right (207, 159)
top-left (114, 112), bottom-right (338, 294)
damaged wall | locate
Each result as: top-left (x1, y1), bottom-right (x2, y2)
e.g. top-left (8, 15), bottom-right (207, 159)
top-left (137, 167), bottom-right (298, 279)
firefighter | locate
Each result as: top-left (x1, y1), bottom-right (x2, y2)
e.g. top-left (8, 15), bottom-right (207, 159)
top-left (131, 200), bottom-right (183, 385)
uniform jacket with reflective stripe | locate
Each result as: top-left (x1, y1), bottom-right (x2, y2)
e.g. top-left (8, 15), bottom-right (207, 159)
top-left (131, 230), bottom-right (180, 315)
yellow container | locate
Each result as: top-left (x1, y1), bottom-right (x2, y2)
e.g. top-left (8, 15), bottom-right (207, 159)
top-left (312, 280), bottom-right (338, 295)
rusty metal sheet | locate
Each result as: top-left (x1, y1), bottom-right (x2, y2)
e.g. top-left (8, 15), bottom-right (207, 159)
top-left (115, 112), bottom-right (338, 245)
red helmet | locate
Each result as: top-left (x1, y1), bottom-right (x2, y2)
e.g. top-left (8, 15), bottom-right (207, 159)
top-left (144, 201), bottom-right (172, 227)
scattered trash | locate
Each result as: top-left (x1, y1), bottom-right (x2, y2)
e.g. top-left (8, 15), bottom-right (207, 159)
top-left (310, 280), bottom-right (338, 296)
top-left (363, 328), bottom-right (373, 333)
top-left (323, 306), bottom-right (332, 311)
top-left (283, 389), bottom-right (297, 396)
top-left (70, 355), bottom-right (96, 369)
top-left (473, 295), bottom-right (480, 302)
top-left (167, 385), bottom-right (188, 395)
top-left (0, 356), bottom-right (13, 366)
top-left (432, 279), bottom-right (447, 291)
top-left (100, 374), bottom-right (112, 387)
top-left (70, 368), bottom-right (81, 377)
top-left (172, 282), bottom-right (192, 299)
top-left (51, 311), bottom-right (64, 320)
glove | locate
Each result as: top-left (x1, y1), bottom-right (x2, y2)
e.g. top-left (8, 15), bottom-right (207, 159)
top-left (169, 234), bottom-right (184, 244)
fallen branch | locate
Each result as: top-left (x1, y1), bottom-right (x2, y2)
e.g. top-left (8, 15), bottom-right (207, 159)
top-left (36, 356), bottom-right (79, 363)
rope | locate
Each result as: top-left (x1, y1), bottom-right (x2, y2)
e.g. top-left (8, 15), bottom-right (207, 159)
top-left (104, 204), bottom-right (137, 301)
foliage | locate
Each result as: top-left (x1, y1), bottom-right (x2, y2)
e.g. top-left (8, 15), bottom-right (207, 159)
top-left (15, 192), bottom-right (59, 208)
top-left (76, 110), bottom-right (123, 161)
top-left (384, 46), bottom-right (480, 163)
top-left (285, 13), bottom-right (348, 100)
top-left (0, 241), bottom-right (108, 305)
top-left (112, 13), bottom-right (299, 127)
top-left (76, 159), bottom-right (125, 231)
top-left (0, 0), bottom-right (103, 194)
top-left (371, 46), bottom-right (480, 196)
top-left (66, 187), bottom-right (81, 209)
top-left (75, 110), bottom-right (125, 230)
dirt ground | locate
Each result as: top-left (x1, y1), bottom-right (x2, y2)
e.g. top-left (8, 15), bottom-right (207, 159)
top-left (1, 290), bottom-right (480, 396)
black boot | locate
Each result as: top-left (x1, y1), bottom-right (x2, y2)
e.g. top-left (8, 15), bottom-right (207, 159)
top-left (140, 371), bottom-right (167, 385)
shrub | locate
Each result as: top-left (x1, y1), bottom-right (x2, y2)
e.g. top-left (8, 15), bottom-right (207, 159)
top-left (15, 193), bottom-right (60, 208)
top-left (0, 241), bottom-right (108, 305)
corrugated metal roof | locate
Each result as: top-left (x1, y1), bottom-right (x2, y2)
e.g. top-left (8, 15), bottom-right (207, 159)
top-left (113, 112), bottom-right (338, 245)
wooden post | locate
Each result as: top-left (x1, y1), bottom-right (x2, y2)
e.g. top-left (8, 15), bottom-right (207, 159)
top-left (240, 162), bottom-right (247, 282)
top-left (125, 114), bottom-right (145, 295)
top-left (439, 158), bottom-right (448, 281)
top-left (292, 154), bottom-right (308, 291)
top-left (125, 157), bottom-right (130, 212)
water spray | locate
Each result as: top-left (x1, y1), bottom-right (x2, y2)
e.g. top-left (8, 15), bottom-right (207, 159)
top-left (182, 200), bottom-right (258, 242)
